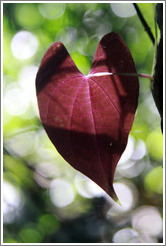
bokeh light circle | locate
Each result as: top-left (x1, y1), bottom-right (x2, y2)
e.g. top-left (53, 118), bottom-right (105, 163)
top-left (144, 166), bottom-right (163, 194)
top-left (132, 139), bottom-right (147, 160)
top-left (113, 228), bottom-right (139, 243)
top-left (49, 179), bottom-right (75, 207)
top-left (110, 3), bottom-right (136, 18)
top-left (119, 135), bottom-right (135, 164)
top-left (132, 206), bottom-right (163, 237)
top-left (106, 181), bottom-right (138, 220)
top-left (3, 181), bottom-right (22, 224)
top-left (19, 65), bottom-right (38, 109)
top-left (3, 84), bottom-right (30, 116)
top-left (74, 173), bottom-right (104, 198)
top-left (56, 26), bottom-right (77, 46)
top-left (11, 31), bottom-right (38, 60)
top-left (39, 3), bottom-right (65, 20)
top-left (5, 130), bottom-right (39, 157)
top-left (14, 4), bottom-right (42, 28)
top-left (146, 130), bottom-right (163, 160)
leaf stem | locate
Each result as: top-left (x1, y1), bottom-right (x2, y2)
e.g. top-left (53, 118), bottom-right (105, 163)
top-left (133, 3), bottom-right (155, 45)
top-left (87, 72), bottom-right (152, 80)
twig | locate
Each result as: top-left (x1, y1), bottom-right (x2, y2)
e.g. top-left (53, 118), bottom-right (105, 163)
top-left (3, 146), bottom-right (52, 182)
top-left (133, 3), bottom-right (155, 45)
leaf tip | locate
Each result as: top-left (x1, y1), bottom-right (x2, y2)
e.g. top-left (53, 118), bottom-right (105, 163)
top-left (107, 185), bottom-right (120, 204)
top-left (111, 192), bottom-right (120, 204)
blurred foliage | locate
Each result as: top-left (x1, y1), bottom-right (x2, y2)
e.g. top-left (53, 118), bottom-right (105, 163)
top-left (3, 2), bottom-right (163, 244)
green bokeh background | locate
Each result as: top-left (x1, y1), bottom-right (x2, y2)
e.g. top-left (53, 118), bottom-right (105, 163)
top-left (3, 2), bottom-right (163, 244)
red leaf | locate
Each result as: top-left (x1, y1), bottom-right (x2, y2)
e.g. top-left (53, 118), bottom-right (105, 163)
top-left (36, 32), bottom-right (139, 200)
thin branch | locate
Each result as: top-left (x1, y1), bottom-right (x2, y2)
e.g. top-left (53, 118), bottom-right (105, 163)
top-left (3, 146), bottom-right (52, 182)
top-left (133, 3), bottom-right (155, 45)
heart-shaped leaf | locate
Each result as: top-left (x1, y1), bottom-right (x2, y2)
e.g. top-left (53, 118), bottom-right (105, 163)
top-left (36, 32), bottom-right (139, 200)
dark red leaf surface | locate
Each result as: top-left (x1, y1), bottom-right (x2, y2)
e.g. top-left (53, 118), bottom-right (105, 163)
top-left (36, 32), bottom-right (139, 200)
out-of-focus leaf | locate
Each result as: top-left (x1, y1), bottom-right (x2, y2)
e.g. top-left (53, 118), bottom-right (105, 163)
top-left (19, 224), bottom-right (44, 243)
top-left (38, 214), bottom-right (60, 234)
top-left (36, 32), bottom-right (139, 200)
top-left (146, 130), bottom-right (163, 161)
top-left (4, 155), bottom-right (33, 187)
top-left (144, 166), bottom-right (163, 194)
